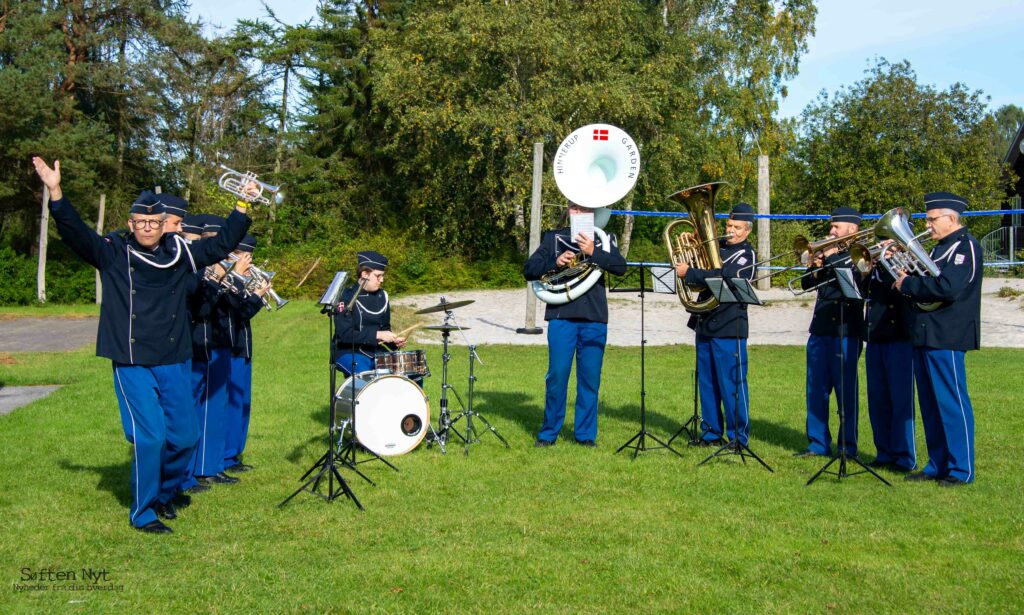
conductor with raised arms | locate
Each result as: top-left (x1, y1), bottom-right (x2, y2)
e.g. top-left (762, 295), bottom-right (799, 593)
top-left (32, 157), bottom-right (251, 533)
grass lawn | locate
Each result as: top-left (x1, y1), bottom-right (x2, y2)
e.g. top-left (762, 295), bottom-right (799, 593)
top-left (1, 301), bottom-right (1021, 613)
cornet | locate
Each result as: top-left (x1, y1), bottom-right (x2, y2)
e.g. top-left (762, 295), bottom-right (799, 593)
top-left (245, 262), bottom-right (289, 311)
top-left (217, 164), bottom-right (284, 206)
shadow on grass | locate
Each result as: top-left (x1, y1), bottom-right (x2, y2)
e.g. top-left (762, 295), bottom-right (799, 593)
top-left (749, 417), bottom-right (807, 453)
top-left (57, 458), bottom-right (131, 507)
top-left (603, 402), bottom-right (687, 439)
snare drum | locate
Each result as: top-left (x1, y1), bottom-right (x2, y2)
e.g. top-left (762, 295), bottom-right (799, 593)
top-left (374, 350), bottom-right (428, 378)
top-left (335, 371), bottom-right (430, 456)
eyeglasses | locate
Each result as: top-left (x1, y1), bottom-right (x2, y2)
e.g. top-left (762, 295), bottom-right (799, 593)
top-left (130, 219), bottom-right (163, 230)
top-left (925, 215), bottom-right (950, 223)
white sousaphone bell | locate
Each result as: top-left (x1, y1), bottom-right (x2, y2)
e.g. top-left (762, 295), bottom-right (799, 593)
top-left (531, 124), bottom-right (640, 305)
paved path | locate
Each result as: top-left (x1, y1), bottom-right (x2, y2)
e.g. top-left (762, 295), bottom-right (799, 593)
top-left (0, 385), bottom-right (61, 416)
top-left (0, 317), bottom-right (97, 352)
top-left (397, 278), bottom-right (1024, 348)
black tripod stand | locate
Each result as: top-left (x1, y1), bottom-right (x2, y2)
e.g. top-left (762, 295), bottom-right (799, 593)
top-left (450, 344), bottom-right (510, 454)
top-left (279, 272), bottom-right (362, 509)
top-left (696, 277), bottom-right (772, 471)
top-left (612, 263), bottom-right (683, 460)
top-left (806, 266), bottom-right (889, 486)
top-left (667, 320), bottom-right (704, 447)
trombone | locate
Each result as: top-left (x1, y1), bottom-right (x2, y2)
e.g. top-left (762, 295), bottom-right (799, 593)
top-left (217, 164), bottom-right (284, 206)
top-left (740, 227), bottom-right (875, 293)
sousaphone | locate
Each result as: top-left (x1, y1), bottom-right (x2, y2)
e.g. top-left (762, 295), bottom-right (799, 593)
top-left (531, 124), bottom-right (640, 305)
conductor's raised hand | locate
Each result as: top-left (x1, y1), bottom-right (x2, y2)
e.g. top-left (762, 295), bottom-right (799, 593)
top-left (32, 157), bottom-right (63, 201)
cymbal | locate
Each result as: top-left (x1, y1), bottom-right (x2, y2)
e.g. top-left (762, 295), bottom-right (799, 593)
top-left (414, 299), bottom-right (475, 315)
top-left (423, 324), bottom-right (471, 332)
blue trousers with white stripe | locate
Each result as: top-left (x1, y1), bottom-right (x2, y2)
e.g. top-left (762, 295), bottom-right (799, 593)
top-left (183, 347), bottom-right (232, 487)
top-left (538, 319), bottom-right (607, 443)
top-left (805, 335), bottom-right (862, 456)
top-left (223, 355), bottom-right (252, 468)
top-left (866, 341), bottom-right (916, 470)
top-left (914, 347), bottom-right (975, 482)
top-left (111, 361), bottom-right (198, 528)
top-left (335, 352), bottom-right (374, 377)
top-left (697, 336), bottom-right (750, 445)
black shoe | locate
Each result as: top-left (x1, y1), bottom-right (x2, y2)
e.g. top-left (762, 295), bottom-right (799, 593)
top-left (867, 459), bottom-right (890, 469)
top-left (186, 482), bottom-right (212, 494)
top-left (890, 464), bottom-right (914, 474)
top-left (171, 493), bottom-right (192, 509)
top-left (135, 520), bottom-right (173, 534)
top-left (793, 449), bottom-right (826, 458)
top-left (573, 439), bottom-right (597, 448)
top-left (155, 502), bottom-right (177, 520)
top-left (198, 472), bottom-right (240, 485)
top-left (226, 463), bottom-right (254, 473)
top-left (696, 438), bottom-right (724, 448)
top-left (904, 471), bottom-right (937, 482)
top-left (534, 439), bottom-right (555, 448)
top-left (938, 476), bottom-right (968, 488)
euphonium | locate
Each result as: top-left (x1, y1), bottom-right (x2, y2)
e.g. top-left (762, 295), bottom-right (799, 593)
top-left (663, 182), bottom-right (727, 313)
top-left (871, 207), bottom-right (942, 311)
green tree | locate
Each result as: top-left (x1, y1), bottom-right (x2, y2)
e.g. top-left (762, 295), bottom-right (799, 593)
top-left (780, 59), bottom-right (1011, 238)
top-left (992, 103), bottom-right (1024, 160)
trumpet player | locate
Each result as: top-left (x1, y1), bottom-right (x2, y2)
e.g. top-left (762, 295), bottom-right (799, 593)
top-left (673, 203), bottom-right (757, 447)
top-left (224, 235), bottom-right (268, 474)
top-left (861, 243), bottom-right (917, 473)
top-left (795, 207), bottom-right (865, 459)
top-left (31, 157), bottom-right (251, 534)
top-left (894, 192), bottom-right (982, 487)
top-left (182, 215), bottom-right (243, 490)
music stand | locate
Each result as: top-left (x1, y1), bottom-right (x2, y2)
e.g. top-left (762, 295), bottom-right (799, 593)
top-left (806, 265), bottom-right (889, 486)
top-left (610, 263), bottom-right (684, 460)
top-left (279, 272), bottom-right (363, 510)
top-left (696, 277), bottom-right (772, 471)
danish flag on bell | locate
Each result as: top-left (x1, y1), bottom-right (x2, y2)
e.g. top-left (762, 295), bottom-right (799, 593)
top-left (592, 128), bottom-right (608, 141)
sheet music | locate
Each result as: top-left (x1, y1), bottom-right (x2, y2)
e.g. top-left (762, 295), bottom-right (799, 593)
top-left (570, 211), bottom-right (595, 242)
top-left (650, 267), bottom-right (677, 294)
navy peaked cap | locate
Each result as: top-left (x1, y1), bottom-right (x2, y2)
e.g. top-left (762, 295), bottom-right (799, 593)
top-left (130, 191), bottom-right (165, 216)
top-left (357, 250), bottom-right (388, 270)
top-left (730, 203), bottom-right (755, 222)
top-left (830, 206), bottom-right (861, 225)
top-left (161, 194), bottom-right (188, 218)
top-left (237, 234), bottom-right (256, 253)
top-left (924, 191), bottom-right (967, 213)
top-left (181, 215), bottom-right (204, 235)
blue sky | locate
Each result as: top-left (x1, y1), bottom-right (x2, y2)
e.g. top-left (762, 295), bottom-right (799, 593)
top-left (189, 0), bottom-right (1024, 118)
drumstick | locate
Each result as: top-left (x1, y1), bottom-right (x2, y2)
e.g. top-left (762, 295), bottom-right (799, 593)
top-left (394, 322), bottom-right (426, 339)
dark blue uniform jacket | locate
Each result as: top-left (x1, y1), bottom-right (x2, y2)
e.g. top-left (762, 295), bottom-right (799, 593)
top-left (523, 228), bottom-right (628, 323)
top-left (231, 291), bottom-right (264, 359)
top-left (683, 240), bottom-right (757, 338)
top-left (863, 266), bottom-right (912, 344)
top-left (190, 278), bottom-right (238, 358)
top-left (333, 285), bottom-right (391, 358)
top-left (50, 196), bottom-right (250, 366)
top-left (801, 250), bottom-right (865, 338)
top-left (899, 227), bottom-right (982, 351)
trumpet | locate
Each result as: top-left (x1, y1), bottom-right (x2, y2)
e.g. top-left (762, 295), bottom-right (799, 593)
top-left (217, 164), bottom-right (284, 206)
top-left (248, 263), bottom-right (289, 311)
top-left (203, 259), bottom-right (242, 294)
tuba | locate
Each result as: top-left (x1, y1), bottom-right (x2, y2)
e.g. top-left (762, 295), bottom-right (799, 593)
top-left (530, 124), bottom-right (639, 305)
top-left (663, 182), bottom-right (728, 312)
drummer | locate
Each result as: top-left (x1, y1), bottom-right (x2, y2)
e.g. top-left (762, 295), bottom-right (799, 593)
top-left (334, 251), bottom-right (406, 377)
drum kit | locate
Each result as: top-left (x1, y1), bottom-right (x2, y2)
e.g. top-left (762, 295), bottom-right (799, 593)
top-left (333, 296), bottom-right (509, 459)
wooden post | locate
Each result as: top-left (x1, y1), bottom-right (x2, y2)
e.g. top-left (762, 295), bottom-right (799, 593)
top-left (95, 194), bottom-right (105, 304)
top-left (517, 142), bottom-right (544, 334)
top-left (757, 155), bottom-right (771, 291)
top-left (36, 186), bottom-right (49, 303)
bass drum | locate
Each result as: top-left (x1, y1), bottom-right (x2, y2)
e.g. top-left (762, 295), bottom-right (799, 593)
top-left (335, 372), bottom-right (430, 456)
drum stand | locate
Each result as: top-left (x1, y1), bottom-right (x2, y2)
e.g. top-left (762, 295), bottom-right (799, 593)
top-left (279, 299), bottom-right (362, 510)
top-left (451, 344), bottom-right (510, 454)
top-left (426, 311), bottom-right (467, 454)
